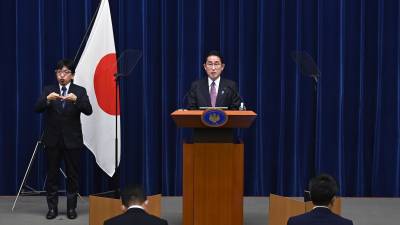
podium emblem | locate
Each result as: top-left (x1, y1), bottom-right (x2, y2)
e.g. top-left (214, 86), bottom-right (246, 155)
top-left (201, 109), bottom-right (228, 127)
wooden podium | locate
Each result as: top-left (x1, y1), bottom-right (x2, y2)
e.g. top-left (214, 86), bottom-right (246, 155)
top-left (171, 110), bottom-right (256, 225)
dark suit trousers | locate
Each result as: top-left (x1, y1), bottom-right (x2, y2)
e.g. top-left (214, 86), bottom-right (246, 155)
top-left (45, 137), bottom-right (80, 210)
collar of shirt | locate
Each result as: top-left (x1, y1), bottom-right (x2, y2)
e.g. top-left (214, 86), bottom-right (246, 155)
top-left (127, 205), bottom-right (145, 210)
top-left (59, 82), bottom-right (71, 94)
top-left (312, 205), bottom-right (330, 210)
top-left (208, 76), bottom-right (220, 92)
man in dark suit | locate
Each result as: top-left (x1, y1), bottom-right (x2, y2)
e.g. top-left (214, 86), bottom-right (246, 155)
top-left (35, 59), bottom-right (92, 219)
top-left (187, 50), bottom-right (242, 109)
top-left (104, 185), bottom-right (168, 225)
top-left (286, 174), bottom-right (354, 225)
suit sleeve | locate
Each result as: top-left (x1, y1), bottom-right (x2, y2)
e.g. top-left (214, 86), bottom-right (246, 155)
top-left (34, 86), bottom-right (51, 113)
top-left (186, 82), bottom-right (198, 110)
top-left (229, 81), bottom-right (242, 110)
top-left (75, 87), bottom-right (93, 115)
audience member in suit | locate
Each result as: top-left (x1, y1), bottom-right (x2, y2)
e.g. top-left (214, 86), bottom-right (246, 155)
top-left (104, 185), bottom-right (168, 225)
top-left (187, 50), bottom-right (242, 109)
top-left (286, 174), bottom-right (354, 225)
top-left (35, 59), bottom-right (92, 219)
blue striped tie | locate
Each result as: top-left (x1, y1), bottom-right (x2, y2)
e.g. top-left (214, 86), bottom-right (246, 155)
top-left (61, 86), bottom-right (67, 108)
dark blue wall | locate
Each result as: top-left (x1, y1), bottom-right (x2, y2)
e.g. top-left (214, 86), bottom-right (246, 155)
top-left (0, 0), bottom-right (399, 197)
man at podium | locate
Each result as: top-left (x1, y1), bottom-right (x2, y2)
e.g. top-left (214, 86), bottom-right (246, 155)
top-left (187, 50), bottom-right (242, 110)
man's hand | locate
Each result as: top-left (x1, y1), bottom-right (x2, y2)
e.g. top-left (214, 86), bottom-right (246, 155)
top-left (46, 92), bottom-right (61, 101)
top-left (63, 93), bottom-right (77, 102)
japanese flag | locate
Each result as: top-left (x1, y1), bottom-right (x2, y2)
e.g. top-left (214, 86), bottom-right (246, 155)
top-left (74, 0), bottom-right (119, 177)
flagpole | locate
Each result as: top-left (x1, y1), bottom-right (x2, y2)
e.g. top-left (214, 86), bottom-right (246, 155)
top-left (114, 71), bottom-right (119, 195)
top-left (73, 0), bottom-right (102, 64)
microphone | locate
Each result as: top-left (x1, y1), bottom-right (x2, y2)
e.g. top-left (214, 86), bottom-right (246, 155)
top-left (178, 90), bottom-right (191, 111)
top-left (223, 85), bottom-right (246, 110)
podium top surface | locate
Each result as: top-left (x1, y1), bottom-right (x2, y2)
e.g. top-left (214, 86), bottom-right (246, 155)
top-left (171, 110), bottom-right (257, 128)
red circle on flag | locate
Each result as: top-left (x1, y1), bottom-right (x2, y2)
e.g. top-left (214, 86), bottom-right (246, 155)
top-left (94, 53), bottom-right (120, 115)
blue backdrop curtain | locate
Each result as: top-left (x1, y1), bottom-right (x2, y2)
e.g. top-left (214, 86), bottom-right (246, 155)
top-left (0, 0), bottom-right (399, 197)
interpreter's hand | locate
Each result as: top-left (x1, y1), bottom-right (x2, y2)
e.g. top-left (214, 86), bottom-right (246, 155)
top-left (63, 93), bottom-right (77, 102)
top-left (46, 92), bottom-right (61, 101)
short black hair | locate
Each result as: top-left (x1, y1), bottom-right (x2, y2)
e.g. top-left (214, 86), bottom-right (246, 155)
top-left (309, 174), bottom-right (338, 206)
top-left (121, 184), bottom-right (147, 207)
top-left (56, 59), bottom-right (76, 74)
top-left (204, 50), bottom-right (224, 64)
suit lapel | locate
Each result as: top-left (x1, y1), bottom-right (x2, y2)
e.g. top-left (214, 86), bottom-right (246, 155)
top-left (216, 78), bottom-right (225, 107)
top-left (58, 83), bottom-right (75, 112)
top-left (63, 83), bottom-right (77, 111)
top-left (50, 84), bottom-right (63, 112)
top-left (68, 83), bottom-right (76, 96)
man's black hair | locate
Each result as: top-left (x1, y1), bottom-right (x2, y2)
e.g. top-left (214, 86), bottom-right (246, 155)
top-left (309, 174), bottom-right (338, 206)
top-left (56, 59), bottom-right (76, 74)
top-left (121, 184), bottom-right (147, 208)
top-left (204, 50), bottom-right (224, 64)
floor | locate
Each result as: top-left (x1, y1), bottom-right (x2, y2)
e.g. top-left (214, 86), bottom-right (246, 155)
top-left (1, 196), bottom-right (399, 225)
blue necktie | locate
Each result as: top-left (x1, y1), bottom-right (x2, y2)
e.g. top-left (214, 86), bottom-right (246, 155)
top-left (61, 86), bottom-right (67, 108)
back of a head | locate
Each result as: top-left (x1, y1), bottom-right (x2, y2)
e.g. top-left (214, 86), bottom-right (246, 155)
top-left (309, 174), bottom-right (338, 206)
top-left (121, 184), bottom-right (147, 208)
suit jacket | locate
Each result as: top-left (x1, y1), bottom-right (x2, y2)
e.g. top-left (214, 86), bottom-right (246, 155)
top-left (186, 77), bottom-right (241, 109)
top-left (35, 83), bottom-right (92, 149)
top-left (104, 208), bottom-right (168, 225)
top-left (287, 207), bottom-right (353, 225)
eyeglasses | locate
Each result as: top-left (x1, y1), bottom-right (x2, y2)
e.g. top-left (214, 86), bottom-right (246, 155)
top-left (55, 69), bottom-right (72, 75)
top-left (205, 62), bottom-right (222, 69)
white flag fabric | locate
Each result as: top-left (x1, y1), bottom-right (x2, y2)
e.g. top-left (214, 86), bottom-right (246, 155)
top-left (74, 0), bottom-right (120, 177)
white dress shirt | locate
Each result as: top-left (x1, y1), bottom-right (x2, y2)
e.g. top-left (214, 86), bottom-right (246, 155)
top-left (128, 204), bottom-right (145, 210)
top-left (59, 82), bottom-right (71, 95)
top-left (208, 76), bottom-right (220, 94)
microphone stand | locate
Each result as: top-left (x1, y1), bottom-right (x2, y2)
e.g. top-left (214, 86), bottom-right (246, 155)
top-left (291, 51), bottom-right (320, 178)
top-left (311, 74), bottom-right (318, 178)
top-left (179, 91), bottom-right (191, 110)
top-left (94, 50), bottom-right (142, 198)
top-left (110, 72), bottom-right (131, 197)
top-left (111, 73), bottom-right (125, 198)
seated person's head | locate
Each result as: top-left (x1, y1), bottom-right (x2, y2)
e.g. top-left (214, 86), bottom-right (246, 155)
top-left (309, 174), bottom-right (338, 207)
top-left (121, 184), bottom-right (147, 210)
